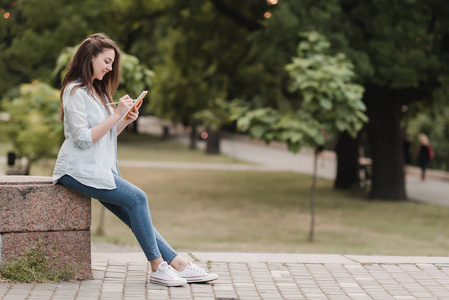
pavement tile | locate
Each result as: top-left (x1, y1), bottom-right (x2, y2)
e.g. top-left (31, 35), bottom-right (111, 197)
top-left (0, 284), bottom-right (10, 294)
top-left (347, 293), bottom-right (371, 298)
top-left (77, 290), bottom-right (101, 298)
top-left (3, 253), bottom-right (449, 299)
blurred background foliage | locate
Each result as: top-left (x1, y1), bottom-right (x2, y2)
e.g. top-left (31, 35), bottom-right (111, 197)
top-left (1, 0), bottom-right (449, 200)
top-left (0, 81), bottom-right (62, 160)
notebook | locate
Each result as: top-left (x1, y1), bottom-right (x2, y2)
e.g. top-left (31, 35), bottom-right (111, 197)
top-left (121, 90), bottom-right (148, 121)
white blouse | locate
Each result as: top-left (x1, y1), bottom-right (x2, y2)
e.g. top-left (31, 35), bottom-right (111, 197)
top-left (52, 82), bottom-right (119, 189)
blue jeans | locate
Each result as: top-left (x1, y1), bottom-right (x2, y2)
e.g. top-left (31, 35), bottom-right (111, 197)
top-left (58, 174), bottom-right (178, 264)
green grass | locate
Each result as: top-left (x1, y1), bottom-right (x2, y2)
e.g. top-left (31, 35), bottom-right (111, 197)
top-left (92, 167), bottom-right (449, 256)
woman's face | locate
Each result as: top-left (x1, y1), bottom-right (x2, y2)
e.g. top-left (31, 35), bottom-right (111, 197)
top-left (92, 48), bottom-right (115, 81)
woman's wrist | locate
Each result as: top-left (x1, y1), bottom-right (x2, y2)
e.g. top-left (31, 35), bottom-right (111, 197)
top-left (117, 118), bottom-right (132, 135)
top-left (112, 111), bottom-right (125, 123)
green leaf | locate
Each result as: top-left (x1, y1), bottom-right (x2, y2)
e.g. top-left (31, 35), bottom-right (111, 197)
top-left (318, 96), bottom-right (332, 110)
top-left (250, 124), bottom-right (268, 139)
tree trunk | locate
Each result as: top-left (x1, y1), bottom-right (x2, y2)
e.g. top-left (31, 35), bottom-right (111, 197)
top-left (96, 206), bottom-right (106, 236)
top-left (365, 85), bottom-right (407, 200)
top-left (206, 128), bottom-right (220, 154)
top-left (7, 152), bottom-right (16, 166)
top-left (334, 132), bottom-right (359, 190)
top-left (309, 150), bottom-right (318, 242)
top-left (189, 123), bottom-right (197, 150)
top-left (161, 125), bottom-right (170, 140)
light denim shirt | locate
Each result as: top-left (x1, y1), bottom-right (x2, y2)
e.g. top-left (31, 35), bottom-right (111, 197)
top-left (53, 82), bottom-right (119, 189)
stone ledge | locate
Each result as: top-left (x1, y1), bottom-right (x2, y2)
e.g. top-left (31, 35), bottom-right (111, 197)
top-left (0, 176), bottom-right (90, 233)
top-left (0, 175), bottom-right (52, 185)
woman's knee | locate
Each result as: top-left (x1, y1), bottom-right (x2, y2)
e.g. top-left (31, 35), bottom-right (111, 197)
top-left (128, 188), bottom-right (149, 209)
top-left (136, 189), bottom-right (149, 205)
top-left (114, 177), bottom-right (149, 206)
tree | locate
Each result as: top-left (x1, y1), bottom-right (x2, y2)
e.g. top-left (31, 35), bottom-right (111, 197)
top-left (0, 81), bottom-right (63, 165)
top-left (234, 32), bottom-right (367, 241)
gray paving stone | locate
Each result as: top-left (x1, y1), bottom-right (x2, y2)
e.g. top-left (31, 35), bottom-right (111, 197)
top-left (3, 253), bottom-right (449, 299)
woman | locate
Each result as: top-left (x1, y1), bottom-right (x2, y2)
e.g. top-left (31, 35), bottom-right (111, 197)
top-left (52, 33), bottom-right (218, 286)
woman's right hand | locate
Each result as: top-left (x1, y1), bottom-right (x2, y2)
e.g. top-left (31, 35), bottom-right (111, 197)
top-left (115, 94), bottom-right (133, 116)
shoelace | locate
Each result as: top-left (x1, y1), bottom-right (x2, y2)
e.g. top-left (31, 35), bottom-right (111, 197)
top-left (159, 264), bottom-right (180, 279)
top-left (168, 266), bottom-right (183, 279)
top-left (191, 265), bottom-right (207, 274)
top-left (183, 263), bottom-right (207, 275)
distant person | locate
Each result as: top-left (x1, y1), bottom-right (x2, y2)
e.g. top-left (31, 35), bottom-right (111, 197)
top-left (402, 134), bottom-right (411, 176)
top-left (52, 33), bottom-right (217, 287)
top-left (416, 133), bottom-right (432, 181)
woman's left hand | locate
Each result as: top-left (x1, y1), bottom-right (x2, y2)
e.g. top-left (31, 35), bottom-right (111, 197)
top-left (126, 106), bottom-right (139, 122)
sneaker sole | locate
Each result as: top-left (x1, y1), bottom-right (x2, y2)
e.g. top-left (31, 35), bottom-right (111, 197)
top-left (185, 275), bottom-right (219, 283)
top-left (150, 278), bottom-right (187, 287)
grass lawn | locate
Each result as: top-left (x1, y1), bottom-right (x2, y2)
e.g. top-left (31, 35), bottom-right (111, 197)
top-left (91, 167), bottom-right (449, 257)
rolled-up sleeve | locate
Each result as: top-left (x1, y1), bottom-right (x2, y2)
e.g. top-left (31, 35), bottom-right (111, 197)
top-left (63, 87), bottom-right (93, 149)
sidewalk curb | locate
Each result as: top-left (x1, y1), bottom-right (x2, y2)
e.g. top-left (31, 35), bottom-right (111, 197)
top-left (92, 251), bottom-right (449, 265)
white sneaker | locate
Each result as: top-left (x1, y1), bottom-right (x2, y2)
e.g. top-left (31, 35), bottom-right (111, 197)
top-left (175, 261), bottom-right (219, 283)
top-left (150, 262), bottom-right (187, 286)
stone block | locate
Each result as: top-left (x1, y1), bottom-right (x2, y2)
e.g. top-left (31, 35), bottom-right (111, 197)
top-left (0, 176), bottom-right (92, 280)
top-left (0, 176), bottom-right (90, 232)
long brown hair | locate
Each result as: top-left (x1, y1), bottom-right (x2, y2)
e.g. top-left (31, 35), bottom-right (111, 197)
top-left (60, 33), bottom-right (121, 120)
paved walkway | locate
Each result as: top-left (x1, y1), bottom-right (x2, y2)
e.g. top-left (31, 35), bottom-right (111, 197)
top-left (2, 252), bottom-right (449, 299)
